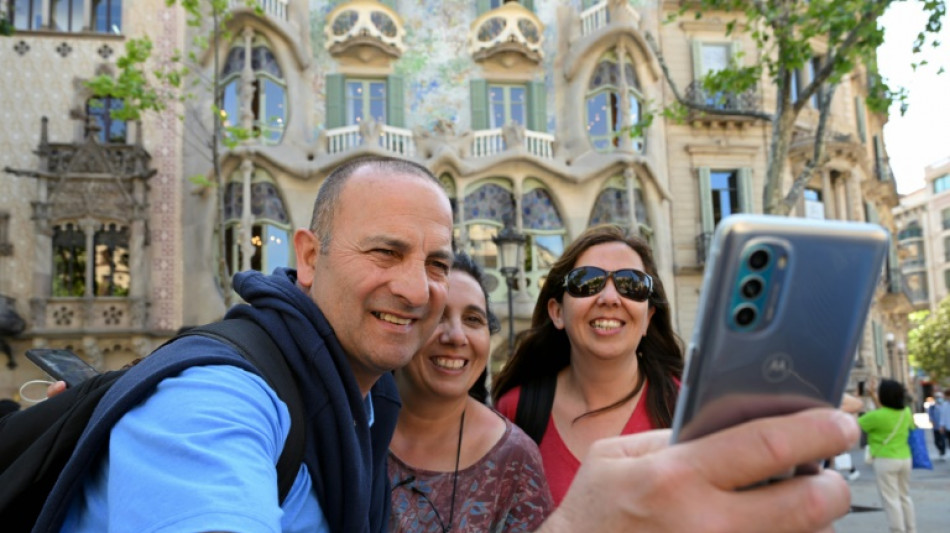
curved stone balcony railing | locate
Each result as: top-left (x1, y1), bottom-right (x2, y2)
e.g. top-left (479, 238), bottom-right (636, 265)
top-left (325, 0), bottom-right (406, 59)
top-left (471, 126), bottom-right (554, 159)
top-left (229, 0), bottom-right (288, 21)
top-left (469, 2), bottom-right (543, 64)
top-left (325, 122), bottom-right (416, 157)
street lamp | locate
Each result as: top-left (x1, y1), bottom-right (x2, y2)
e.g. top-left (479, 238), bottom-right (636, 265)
top-left (492, 223), bottom-right (526, 352)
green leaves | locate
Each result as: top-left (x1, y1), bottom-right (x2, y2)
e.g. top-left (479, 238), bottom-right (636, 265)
top-left (908, 298), bottom-right (950, 384)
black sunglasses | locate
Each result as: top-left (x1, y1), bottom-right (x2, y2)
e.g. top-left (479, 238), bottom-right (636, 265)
top-left (562, 266), bottom-right (653, 302)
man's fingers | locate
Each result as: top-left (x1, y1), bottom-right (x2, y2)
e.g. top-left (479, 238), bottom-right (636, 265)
top-left (718, 470), bottom-right (852, 533)
top-left (675, 408), bottom-right (858, 490)
top-left (46, 380), bottom-right (67, 399)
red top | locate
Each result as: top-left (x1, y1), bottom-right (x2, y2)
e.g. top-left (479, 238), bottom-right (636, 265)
top-left (495, 381), bottom-right (657, 506)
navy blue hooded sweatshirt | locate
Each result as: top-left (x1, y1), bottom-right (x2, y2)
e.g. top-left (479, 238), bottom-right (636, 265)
top-left (38, 268), bottom-right (400, 533)
top-left (227, 268), bottom-right (401, 533)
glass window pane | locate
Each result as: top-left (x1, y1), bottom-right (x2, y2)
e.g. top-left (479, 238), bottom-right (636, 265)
top-left (263, 225), bottom-right (291, 271)
top-left (490, 86), bottom-right (505, 128)
top-left (532, 235), bottom-right (564, 269)
top-left (587, 93), bottom-right (608, 136)
top-left (701, 43), bottom-right (730, 75)
top-left (222, 81), bottom-right (239, 128)
top-left (93, 224), bottom-right (130, 296)
top-left (510, 87), bottom-right (525, 126)
top-left (110, 0), bottom-right (122, 33)
top-left (370, 81), bottom-right (386, 122)
top-left (346, 81), bottom-right (364, 123)
top-left (263, 79), bottom-right (285, 142)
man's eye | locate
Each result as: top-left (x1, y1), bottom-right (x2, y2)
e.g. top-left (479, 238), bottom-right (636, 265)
top-left (372, 248), bottom-right (396, 257)
top-left (430, 261), bottom-right (450, 274)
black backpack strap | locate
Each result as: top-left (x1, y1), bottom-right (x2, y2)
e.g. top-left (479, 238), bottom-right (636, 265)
top-left (179, 319), bottom-right (305, 505)
top-left (514, 373), bottom-right (557, 445)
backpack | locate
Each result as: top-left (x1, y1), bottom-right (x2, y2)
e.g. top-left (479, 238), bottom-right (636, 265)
top-left (514, 373), bottom-right (557, 445)
top-left (0, 318), bottom-right (305, 533)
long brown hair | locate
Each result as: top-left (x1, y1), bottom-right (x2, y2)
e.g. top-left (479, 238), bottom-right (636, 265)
top-left (492, 224), bottom-right (683, 428)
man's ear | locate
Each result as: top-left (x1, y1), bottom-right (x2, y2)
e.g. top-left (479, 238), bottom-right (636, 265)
top-left (293, 229), bottom-right (320, 288)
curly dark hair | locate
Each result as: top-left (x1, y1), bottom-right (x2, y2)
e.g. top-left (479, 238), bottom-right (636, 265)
top-left (491, 224), bottom-right (684, 428)
top-left (878, 379), bottom-right (906, 410)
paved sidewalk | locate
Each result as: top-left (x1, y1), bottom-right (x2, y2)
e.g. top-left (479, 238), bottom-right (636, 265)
top-left (834, 415), bottom-right (950, 533)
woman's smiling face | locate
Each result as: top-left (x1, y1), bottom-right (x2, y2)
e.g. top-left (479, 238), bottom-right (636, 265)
top-left (398, 270), bottom-right (492, 400)
top-left (548, 241), bottom-right (655, 362)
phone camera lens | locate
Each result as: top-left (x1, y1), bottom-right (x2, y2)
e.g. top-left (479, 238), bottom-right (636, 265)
top-left (740, 277), bottom-right (764, 299)
top-left (734, 305), bottom-right (757, 327)
top-left (748, 249), bottom-right (770, 271)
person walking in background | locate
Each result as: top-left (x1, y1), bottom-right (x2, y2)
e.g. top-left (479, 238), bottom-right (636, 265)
top-left (928, 391), bottom-right (947, 461)
top-left (389, 254), bottom-right (553, 531)
top-left (859, 379), bottom-right (917, 533)
top-left (492, 224), bottom-right (683, 505)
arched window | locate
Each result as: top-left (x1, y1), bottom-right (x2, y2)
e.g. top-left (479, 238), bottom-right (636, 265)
top-left (462, 180), bottom-right (515, 299)
top-left (223, 168), bottom-right (293, 274)
top-left (522, 179), bottom-right (565, 295)
top-left (220, 37), bottom-right (287, 145)
top-left (586, 49), bottom-right (643, 152)
top-left (589, 175), bottom-right (651, 235)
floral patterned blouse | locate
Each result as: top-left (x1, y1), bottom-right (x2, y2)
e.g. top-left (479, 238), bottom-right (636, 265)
top-left (388, 414), bottom-right (554, 532)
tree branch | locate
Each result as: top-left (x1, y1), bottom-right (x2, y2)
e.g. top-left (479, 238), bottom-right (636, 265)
top-left (780, 83), bottom-right (838, 213)
top-left (645, 32), bottom-right (773, 121)
top-left (793, 1), bottom-right (890, 113)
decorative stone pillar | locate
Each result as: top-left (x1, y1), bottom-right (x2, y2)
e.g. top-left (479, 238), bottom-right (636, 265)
top-left (239, 157), bottom-right (255, 272)
top-left (624, 166), bottom-right (638, 234)
top-left (78, 217), bottom-right (100, 298)
top-left (240, 27), bottom-right (255, 133)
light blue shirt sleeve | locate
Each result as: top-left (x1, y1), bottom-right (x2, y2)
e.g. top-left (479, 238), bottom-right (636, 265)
top-left (60, 365), bottom-right (328, 533)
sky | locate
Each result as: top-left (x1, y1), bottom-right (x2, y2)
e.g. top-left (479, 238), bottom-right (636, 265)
top-left (877, 1), bottom-right (950, 194)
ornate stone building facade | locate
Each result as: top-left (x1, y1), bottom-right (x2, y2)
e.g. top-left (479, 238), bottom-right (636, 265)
top-left (0, 0), bottom-right (910, 400)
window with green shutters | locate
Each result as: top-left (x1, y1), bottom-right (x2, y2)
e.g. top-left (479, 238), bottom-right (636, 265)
top-left (325, 74), bottom-right (404, 129)
top-left (697, 167), bottom-right (753, 236)
top-left (471, 79), bottom-right (546, 132)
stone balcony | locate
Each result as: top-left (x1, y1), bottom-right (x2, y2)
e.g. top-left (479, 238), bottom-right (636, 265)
top-left (469, 2), bottom-right (543, 65)
top-left (325, 0), bottom-right (406, 61)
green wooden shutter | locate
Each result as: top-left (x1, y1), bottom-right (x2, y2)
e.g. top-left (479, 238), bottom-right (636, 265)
top-left (380, 0), bottom-right (396, 9)
top-left (737, 167), bottom-right (754, 213)
top-left (470, 79), bottom-right (489, 131)
top-left (729, 41), bottom-right (742, 67)
top-left (325, 74), bottom-right (345, 128)
top-left (521, 0), bottom-right (535, 11)
top-left (865, 201), bottom-right (879, 225)
top-left (889, 239), bottom-right (901, 293)
top-left (873, 321), bottom-right (885, 367)
top-left (526, 80), bottom-right (547, 132)
top-left (476, 0), bottom-right (492, 16)
top-left (873, 135), bottom-right (886, 181)
top-left (698, 167), bottom-right (714, 234)
top-left (386, 74), bottom-right (405, 128)
top-left (855, 97), bottom-right (867, 143)
top-left (691, 40), bottom-right (704, 80)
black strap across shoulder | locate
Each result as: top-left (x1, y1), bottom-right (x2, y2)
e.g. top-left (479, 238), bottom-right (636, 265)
top-left (514, 373), bottom-right (557, 445)
top-left (178, 319), bottom-right (305, 505)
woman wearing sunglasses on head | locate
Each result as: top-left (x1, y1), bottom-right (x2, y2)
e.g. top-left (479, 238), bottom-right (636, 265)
top-left (389, 253), bottom-right (554, 532)
top-left (493, 224), bottom-right (684, 505)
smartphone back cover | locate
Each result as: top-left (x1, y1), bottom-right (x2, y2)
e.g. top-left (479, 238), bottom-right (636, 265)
top-left (671, 215), bottom-right (889, 442)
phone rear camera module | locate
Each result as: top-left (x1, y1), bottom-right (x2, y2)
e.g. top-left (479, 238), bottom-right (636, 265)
top-left (748, 248), bottom-right (770, 271)
top-left (740, 276), bottom-right (764, 299)
top-left (734, 304), bottom-right (757, 327)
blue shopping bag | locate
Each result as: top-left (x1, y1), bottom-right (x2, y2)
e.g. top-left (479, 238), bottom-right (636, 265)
top-left (908, 428), bottom-right (933, 470)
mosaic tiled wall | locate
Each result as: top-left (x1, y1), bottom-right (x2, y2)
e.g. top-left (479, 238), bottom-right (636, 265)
top-left (306, 0), bottom-right (578, 132)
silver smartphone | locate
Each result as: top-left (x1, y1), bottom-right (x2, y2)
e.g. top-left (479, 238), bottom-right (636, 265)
top-left (25, 348), bottom-right (101, 387)
top-left (671, 215), bottom-right (888, 444)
